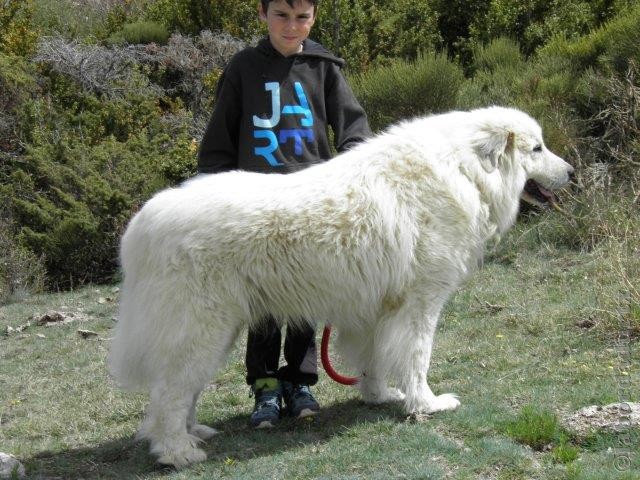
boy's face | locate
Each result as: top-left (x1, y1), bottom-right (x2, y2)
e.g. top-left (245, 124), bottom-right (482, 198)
top-left (259, 0), bottom-right (317, 57)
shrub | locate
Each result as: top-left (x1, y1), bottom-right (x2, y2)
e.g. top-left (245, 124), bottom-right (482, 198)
top-left (574, 63), bottom-right (640, 178)
top-left (351, 52), bottom-right (464, 132)
top-left (469, 0), bottom-right (599, 56)
top-left (429, 0), bottom-right (491, 66)
top-left (32, 0), bottom-right (119, 40)
top-left (358, 0), bottom-right (441, 65)
top-left (144, 0), bottom-right (261, 39)
top-left (314, 0), bottom-right (370, 71)
top-left (34, 36), bottom-right (163, 100)
top-left (537, 3), bottom-right (640, 77)
top-left (1, 64), bottom-right (196, 288)
top-left (0, 215), bottom-right (46, 304)
top-left (0, 0), bottom-right (38, 57)
top-left (146, 31), bottom-right (247, 116)
top-left (457, 37), bottom-right (526, 110)
top-left (108, 21), bottom-right (170, 46)
top-left (0, 53), bottom-right (37, 152)
top-left (472, 37), bottom-right (525, 74)
top-left (4, 129), bottom-right (195, 289)
top-left (315, 0), bottom-right (441, 71)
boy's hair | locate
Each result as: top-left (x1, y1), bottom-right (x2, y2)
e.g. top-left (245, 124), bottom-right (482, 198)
top-left (261, 0), bottom-right (319, 12)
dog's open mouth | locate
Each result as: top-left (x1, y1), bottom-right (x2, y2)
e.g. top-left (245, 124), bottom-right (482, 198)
top-left (521, 179), bottom-right (558, 207)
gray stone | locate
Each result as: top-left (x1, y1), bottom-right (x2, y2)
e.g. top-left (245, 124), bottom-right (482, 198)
top-left (0, 452), bottom-right (25, 479)
top-left (561, 402), bottom-right (640, 437)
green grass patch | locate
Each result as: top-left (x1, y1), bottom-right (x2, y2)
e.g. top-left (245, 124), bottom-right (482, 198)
top-left (552, 437), bottom-right (580, 464)
top-left (503, 405), bottom-right (560, 451)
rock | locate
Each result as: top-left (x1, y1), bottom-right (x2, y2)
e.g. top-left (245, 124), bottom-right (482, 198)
top-left (77, 329), bottom-right (98, 338)
top-left (34, 311), bottom-right (88, 327)
top-left (35, 311), bottom-right (73, 326)
top-left (3, 323), bottom-right (31, 336)
top-left (0, 452), bottom-right (25, 479)
top-left (561, 402), bottom-right (640, 437)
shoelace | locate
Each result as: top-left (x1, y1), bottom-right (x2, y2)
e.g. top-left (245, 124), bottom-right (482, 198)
top-left (256, 391), bottom-right (280, 410)
top-left (292, 385), bottom-right (315, 400)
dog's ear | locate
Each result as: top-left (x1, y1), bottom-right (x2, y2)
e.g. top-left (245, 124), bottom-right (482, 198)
top-left (474, 130), bottom-right (515, 173)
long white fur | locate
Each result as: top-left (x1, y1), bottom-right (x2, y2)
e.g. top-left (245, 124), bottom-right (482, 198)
top-left (109, 106), bottom-right (573, 467)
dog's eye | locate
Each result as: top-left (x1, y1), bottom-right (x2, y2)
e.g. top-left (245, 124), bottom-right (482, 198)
top-left (533, 145), bottom-right (542, 152)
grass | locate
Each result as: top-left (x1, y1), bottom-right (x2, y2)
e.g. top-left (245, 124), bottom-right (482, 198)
top-left (1, 220), bottom-right (639, 479)
top-left (502, 405), bottom-right (560, 451)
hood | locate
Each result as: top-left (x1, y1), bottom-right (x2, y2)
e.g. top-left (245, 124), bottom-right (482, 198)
top-left (256, 37), bottom-right (345, 67)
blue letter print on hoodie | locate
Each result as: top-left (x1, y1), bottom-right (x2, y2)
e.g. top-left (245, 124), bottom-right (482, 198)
top-left (252, 82), bottom-right (314, 167)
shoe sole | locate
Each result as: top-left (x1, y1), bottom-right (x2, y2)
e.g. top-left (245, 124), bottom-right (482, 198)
top-left (253, 420), bottom-right (277, 429)
top-left (295, 408), bottom-right (319, 419)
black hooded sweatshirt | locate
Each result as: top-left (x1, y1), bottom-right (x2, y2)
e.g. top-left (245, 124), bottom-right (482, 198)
top-left (197, 37), bottom-right (371, 174)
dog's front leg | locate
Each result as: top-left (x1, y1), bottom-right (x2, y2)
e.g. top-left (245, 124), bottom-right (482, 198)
top-left (377, 298), bottom-right (460, 414)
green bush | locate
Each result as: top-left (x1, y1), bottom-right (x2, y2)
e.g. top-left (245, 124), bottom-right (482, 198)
top-left (0, 215), bottom-right (46, 304)
top-left (429, 0), bottom-right (491, 66)
top-left (0, 0), bottom-right (38, 57)
top-left (314, 0), bottom-right (370, 71)
top-left (457, 37), bottom-right (527, 110)
top-left (470, 0), bottom-right (599, 56)
top-left (1, 69), bottom-right (196, 289)
top-left (144, 0), bottom-right (261, 38)
top-left (351, 52), bottom-right (464, 132)
top-left (33, 0), bottom-right (105, 40)
top-left (109, 21), bottom-right (170, 46)
top-left (315, 0), bottom-right (441, 71)
top-left (359, 0), bottom-right (441, 65)
top-left (538, 3), bottom-right (640, 76)
top-left (0, 53), bottom-right (37, 152)
top-left (472, 37), bottom-right (524, 74)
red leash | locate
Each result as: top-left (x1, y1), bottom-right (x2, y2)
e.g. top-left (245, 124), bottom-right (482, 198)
top-left (320, 325), bottom-right (360, 385)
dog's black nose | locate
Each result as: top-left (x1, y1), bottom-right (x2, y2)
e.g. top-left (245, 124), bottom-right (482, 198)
top-left (568, 167), bottom-right (576, 183)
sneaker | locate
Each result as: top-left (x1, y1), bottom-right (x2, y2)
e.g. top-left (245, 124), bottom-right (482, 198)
top-left (250, 378), bottom-right (282, 429)
top-left (282, 382), bottom-right (320, 419)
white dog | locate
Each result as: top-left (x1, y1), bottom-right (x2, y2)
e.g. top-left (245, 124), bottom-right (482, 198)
top-left (109, 107), bottom-right (573, 467)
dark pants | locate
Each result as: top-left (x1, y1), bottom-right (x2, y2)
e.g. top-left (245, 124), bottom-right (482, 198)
top-left (245, 316), bottom-right (318, 386)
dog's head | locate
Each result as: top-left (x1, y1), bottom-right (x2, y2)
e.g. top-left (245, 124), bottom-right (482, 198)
top-left (471, 107), bottom-right (574, 207)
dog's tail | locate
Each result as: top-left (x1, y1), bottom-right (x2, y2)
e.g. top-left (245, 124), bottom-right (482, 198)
top-left (108, 209), bottom-right (168, 392)
top-left (108, 275), bottom-right (156, 391)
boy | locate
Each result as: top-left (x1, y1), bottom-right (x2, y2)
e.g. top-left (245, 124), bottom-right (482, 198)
top-left (197, 0), bottom-right (371, 428)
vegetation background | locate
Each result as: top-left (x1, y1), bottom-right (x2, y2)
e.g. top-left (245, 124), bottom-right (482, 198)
top-left (0, 0), bottom-right (638, 478)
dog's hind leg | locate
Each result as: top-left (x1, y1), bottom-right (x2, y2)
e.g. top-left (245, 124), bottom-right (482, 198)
top-left (335, 327), bottom-right (405, 403)
top-left (185, 321), bottom-right (241, 441)
top-left (139, 381), bottom-right (207, 468)
top-left (137, 317), bottom-right (241, 467)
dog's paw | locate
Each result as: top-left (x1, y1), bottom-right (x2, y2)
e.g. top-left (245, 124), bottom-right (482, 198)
top-left (189, 424), bottom-right (218, 441)
top-left (426, 393), bottom-right (460, 413)
top-left (406, 393), bottom-right (460, 415)
top-left (157, 446), bottom-right (207, 468)
top-left (152, 435), bottom-right (207, 468)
